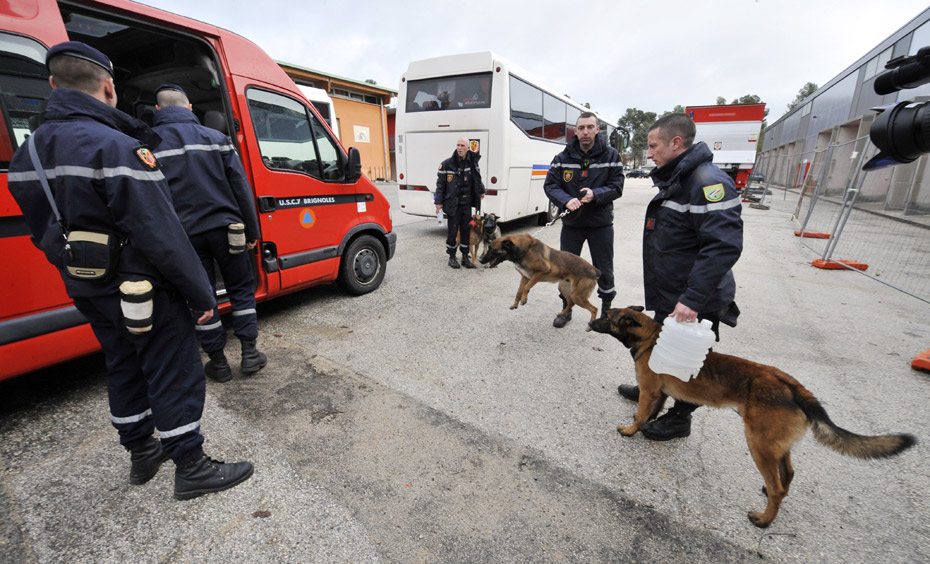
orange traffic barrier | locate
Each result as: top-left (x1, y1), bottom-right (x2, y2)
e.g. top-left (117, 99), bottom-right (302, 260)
top-left (811, 259), bottom-right (868, 270)
top-left (912, 350), bottom-right (930, 373)
top-left (795, 230), bottom-right (831, 239)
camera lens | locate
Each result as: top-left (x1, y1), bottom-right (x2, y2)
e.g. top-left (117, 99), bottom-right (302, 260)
top-left (868, 100), bottom-right (930, 167)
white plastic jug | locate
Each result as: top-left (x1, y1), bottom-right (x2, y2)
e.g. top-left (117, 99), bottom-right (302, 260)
top-left (648, 317), bottom-right (715, 378)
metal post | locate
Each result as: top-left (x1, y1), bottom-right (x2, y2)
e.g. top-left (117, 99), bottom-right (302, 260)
top-left (822, 144), bottom-right (872, 261)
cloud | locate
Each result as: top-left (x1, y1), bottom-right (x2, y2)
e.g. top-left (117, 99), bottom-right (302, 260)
top-left (141, 0), bottom-right (928, 123)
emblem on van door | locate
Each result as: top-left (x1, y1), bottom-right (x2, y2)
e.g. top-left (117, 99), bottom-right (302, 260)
top-left (300, 208), bottom-right (316, 228)
top-left (470, 139), bottom-right (480, 153)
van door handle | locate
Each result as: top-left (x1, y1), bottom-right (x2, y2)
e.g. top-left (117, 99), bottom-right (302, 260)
top-left (258, 196), bottom-right (276, 213)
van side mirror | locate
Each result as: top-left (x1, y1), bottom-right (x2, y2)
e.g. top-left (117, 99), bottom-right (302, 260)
top-left (346, 147), bottom-right (362, 182)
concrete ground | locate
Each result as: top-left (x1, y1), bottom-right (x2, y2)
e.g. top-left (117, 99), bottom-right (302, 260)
top-left (1, 178), bottom-right (927, 563)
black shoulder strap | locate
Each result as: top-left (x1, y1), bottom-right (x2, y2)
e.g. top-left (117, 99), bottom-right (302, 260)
top-left (26, 134), bottom-right (68, 242)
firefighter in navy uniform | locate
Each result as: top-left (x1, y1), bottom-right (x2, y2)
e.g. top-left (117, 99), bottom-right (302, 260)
top-left (152, 84), bottom-right (265, 382)
top-left (543, 111), bottom-right (624, 327)
top-left (8, 42), bottom-right (253, 499)
top-left (616, 113), bottom-right (743, 441)
top-left (435, 136), bottom-right (485, 269)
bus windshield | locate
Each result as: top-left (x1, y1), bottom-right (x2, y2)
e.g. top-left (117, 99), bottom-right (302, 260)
top-left (405, 72), bottom-right (492, 112)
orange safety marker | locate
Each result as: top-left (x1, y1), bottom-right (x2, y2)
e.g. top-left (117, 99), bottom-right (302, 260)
top-left (794, 230), bottom-right (831, 239)
top-left (913, 350), bottom-right (930, 373)
top-left (811, 259), bottom-right (868, 270)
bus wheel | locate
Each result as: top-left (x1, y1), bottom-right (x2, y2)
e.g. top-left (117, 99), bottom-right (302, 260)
top-left (539, 200), bottom-right (560, 225)
top-left (338, 235), bottom-right (386, 295)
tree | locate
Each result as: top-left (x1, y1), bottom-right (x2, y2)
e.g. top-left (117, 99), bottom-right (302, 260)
top-left (364, 78), bottom-right (377, 85)
top-left (584, 102), bottom-right (591, 109)
top-left (661, 104), bottom-right (686, 117)
top-left (716, 96), bottom-right (727, 105)
top-left (618, 107), bottom-right (657, 167)
top-left (786, 82), bottom-right (818, 112)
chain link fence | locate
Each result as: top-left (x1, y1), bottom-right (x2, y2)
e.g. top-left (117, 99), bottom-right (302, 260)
top-left (749, 137), bottom-right (930, 304)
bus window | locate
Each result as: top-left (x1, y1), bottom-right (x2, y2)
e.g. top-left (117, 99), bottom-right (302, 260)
top-left (405, 72), bottom-right (492, 112)
top-left (566, 105), bottom-right (581, 143)
top-left (0, 33), bottom-right (50, 169)
top-left (543, 92), bottom-right (566, 141)
top-left (510, 75), bottom-right (543, 138)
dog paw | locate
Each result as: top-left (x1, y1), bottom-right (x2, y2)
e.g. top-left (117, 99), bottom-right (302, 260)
top-left (509, 304), bottom-right (518, 310)
top-left (617, 425), bottom-right (637, 436)
top-left (748, 512), bottom-right (772, 528)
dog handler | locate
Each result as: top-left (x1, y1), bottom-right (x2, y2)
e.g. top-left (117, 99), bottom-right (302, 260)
top-left (8, 42), bottom-right (253, 498)
top-left (152, 84), bottom-right (265, 382)
top-left (617, 113), bottom-right (743, 441)
top-left (543, 112), bottom-right (624, 327)
top-left (435, 137), bottom-right (485, 269)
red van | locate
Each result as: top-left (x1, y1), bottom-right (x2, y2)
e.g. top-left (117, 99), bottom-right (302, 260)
top-left (0, 0), bottom-right (396, 380)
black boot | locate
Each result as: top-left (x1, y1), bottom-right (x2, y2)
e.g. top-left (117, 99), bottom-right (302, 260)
top-left (553, 310), bottom-right (572, 328)
top-left (240, 339), bottom-right (267, 375)
top-left (174, 453), bottom-right (254, 500)
top-left (461, 253), bottom-right (475, 269)
top-left (448, 255), bottom-right (460, 269)
top-left (641, 401), bottom-right (699, 441)
top-left (600, 299), bottom-right (613, 318)
top-left (204, 350), bottom-right (232, 382)
top-left (128, 436), bottom-right (169, 485)
top-left (553, 294), bottom-right (571, 328)
top-left (617, 384), bottom-right (639, 401)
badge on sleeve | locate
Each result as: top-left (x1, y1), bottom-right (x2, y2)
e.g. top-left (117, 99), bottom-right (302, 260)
top-left (702, 183), bottom-right (725, 202)
top-left (563, 171), bottom-right (574, 182)
top-left (134, 146), bottom-right (158, 170)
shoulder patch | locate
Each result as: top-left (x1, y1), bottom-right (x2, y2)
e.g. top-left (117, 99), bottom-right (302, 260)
top-left (702, 183), bottom-right (725, 202)
top-left (134, 146), bottom-right (158, 170)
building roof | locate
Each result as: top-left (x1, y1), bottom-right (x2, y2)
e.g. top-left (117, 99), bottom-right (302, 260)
top-left (276, 60), bottom-right (397, 97)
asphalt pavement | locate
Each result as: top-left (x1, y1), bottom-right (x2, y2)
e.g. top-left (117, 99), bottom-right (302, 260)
top-left (1, 178), bottom-right (928, 564)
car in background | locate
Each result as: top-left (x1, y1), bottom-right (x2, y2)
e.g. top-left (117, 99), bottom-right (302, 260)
top-left (626, 168), bottom-right (651, 178)
top-left (748, 172), bottom-right (766, 184)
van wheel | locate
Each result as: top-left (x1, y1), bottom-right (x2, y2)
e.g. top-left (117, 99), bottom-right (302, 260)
top-left (338, 235), bottom-right (386, 295)
top-left (538, 200), bottom-right (560, 225)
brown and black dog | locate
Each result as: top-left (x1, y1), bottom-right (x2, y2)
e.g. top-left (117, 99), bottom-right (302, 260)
top-left (455, 213), bottom-right (500, 266)
top-left (480, 234), bottom-right (600, 330)
top-left (589, 306), bottom-right (916, 528)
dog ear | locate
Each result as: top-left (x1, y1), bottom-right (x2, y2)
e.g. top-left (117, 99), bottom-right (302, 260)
top-left (620, 316), bottom-right (642, 328)
top-left (502, 239), bottom-right (514, 250)
top-left (629, 305), bottom-right (644, 312)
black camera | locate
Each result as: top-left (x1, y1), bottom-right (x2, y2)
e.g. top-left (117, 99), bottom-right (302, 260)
top-left (864, 46), bottom-right (930, 170)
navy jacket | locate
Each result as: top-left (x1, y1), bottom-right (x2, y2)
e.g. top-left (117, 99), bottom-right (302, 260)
top-left (643, 142), bottom-right (743, 315)
top-left (435, 150), bottom-right (485, 214)
top-left (543, 135), bottom-right (624, 228)
top-left (152, 106), bottom-right (260, 240)
top-left (8, 88), bottom-right (214, 311)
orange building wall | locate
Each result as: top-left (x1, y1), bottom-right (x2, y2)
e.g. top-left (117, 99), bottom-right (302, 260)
top-left (332, 98), bottom-right (390, 181)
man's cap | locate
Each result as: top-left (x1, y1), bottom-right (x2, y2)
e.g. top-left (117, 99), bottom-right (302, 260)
top-left (155, 84), bottom-right (187, 96)
top-left (46, 41), bottom-right (113, 77)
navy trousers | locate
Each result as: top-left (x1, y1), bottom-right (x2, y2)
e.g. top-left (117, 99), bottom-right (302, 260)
top-left (445, 205), bottom-right (473, 257)
top-left (559, 224), bottom-right (616, 301)
top-left (73, 289), bottom-right (205, 462)
top-left (189, 227), bottom-right (258, 353)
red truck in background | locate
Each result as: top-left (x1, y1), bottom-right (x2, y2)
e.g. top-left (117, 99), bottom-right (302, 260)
top-left (685, 103), bottom-right (766, 190)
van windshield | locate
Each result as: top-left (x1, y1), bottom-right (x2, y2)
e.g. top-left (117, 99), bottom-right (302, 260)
top-left (405, 72), bottom-right (492, 112)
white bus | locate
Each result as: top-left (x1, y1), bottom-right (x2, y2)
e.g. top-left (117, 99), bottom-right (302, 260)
top-left (395, 51), bottom-right (628, 224)
top-left (297, 85), bottom-right (340, 141)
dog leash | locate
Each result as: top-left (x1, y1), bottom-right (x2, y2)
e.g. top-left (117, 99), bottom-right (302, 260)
top-left (531, 204), bottom-right (578, 237)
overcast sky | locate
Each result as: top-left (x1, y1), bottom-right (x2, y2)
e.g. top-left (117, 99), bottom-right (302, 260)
top-left (140, 0), bottom-right (929, 125)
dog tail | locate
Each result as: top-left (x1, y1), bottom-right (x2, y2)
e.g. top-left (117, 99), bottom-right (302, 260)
top-left (795, 387), bottom-right (916, 459)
